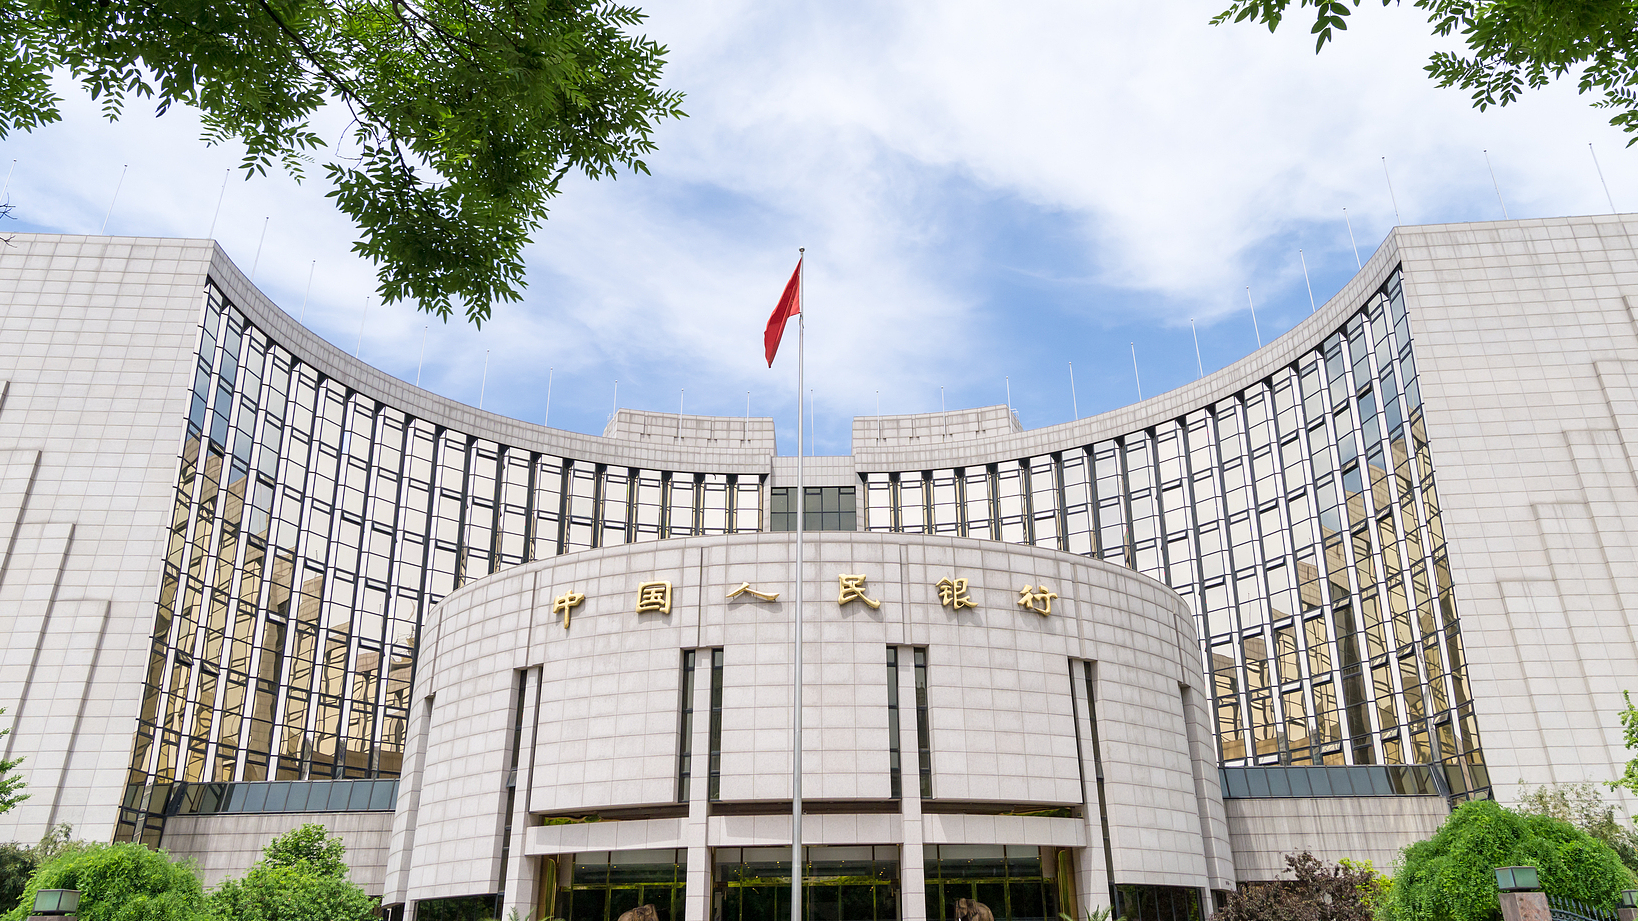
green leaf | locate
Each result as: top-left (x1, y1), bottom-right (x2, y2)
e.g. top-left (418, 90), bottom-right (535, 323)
top-left (1211, 0), bottom-right (1638, 139)
top-left (0, 0), bottom-right (686, 325)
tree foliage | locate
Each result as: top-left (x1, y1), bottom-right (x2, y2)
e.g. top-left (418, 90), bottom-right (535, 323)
top-left (0, 842), bottom-right (204, 921)
top-left (205, 824), bottom-right (375, 921)
top-left (1612, 690), bottom-right (1638, 798)
top-left (256, 823), bottom-right (347, 878)
top-left (1516, 781), bottom-right (1638, 877)
top-left (0, 708), bottom-right (27, 817)
top-left (207, 865), bottom-right (375, 921)
top-left (1339, 858), bottom-right (1390, 917)
top-left (1387, 798), bottom-right (1634, 921)
top-left (1210, 0), bottom-right (1638, 143)
top-left (0, 824), bottom-right (81, 916)
top-left (0, 844), bottom-right (34, 918)
top-left (0, 0), bottom-right (685, 324)
top-left (1214, 851), bottom-right (1378, 921)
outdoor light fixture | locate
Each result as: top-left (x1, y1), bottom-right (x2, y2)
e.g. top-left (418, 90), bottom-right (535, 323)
top-left (31, 889), bottom-right (80, 915)
top-left (1495, 867), bottom-right (1541, 892)
top-left (1620, 890), bottom-right (1638, 909)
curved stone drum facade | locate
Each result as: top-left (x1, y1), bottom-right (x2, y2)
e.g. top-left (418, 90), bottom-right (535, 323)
top-left (384, 532), bottom-right (1231, 921)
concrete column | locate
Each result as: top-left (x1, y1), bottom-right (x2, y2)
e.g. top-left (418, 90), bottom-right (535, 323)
top-left (1498, 892), bottom-right (1550, 921)
top-left (1071, 661), bottom-right (1111, 915)
top-left (897, 646), bottom-right (927, 921)
top-left (502, 667), bottom-right (544, 919)
top-left (387, 695), bottom-right (437, 921)
top-left (684, 648), bottom-right (715, 921)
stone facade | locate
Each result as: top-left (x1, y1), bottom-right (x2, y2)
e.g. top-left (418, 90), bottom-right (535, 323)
top-left (385, 532), bottom-right (1231, 919)
top-left (2, 215), bottom-right (1638, 919)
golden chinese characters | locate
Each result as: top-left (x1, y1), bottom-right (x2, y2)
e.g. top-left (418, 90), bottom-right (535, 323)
top-left (636, 581), bottom-right (673, 614)
top-left (727, 582), bottom-right (779, 602)
top-left (552, 591), bottom-right (585, 629)
top-left (935, 577), bottom-right (976, 610)
top-left (1017, 584), bottom-right (1057, 616)
top-left (837, 574), bottom-right (881, 609)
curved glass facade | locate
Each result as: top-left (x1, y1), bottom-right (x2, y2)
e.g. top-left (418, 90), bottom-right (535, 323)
top-left (120, 265), bottom-right (1482, 842)
top-left (119, 284), bottom-right (764, 843)
top-left (860, 270), bottom-right (1485, 798)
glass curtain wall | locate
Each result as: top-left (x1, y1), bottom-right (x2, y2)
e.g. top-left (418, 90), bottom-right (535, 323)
top-left (119, 283), bottom-right (766, 843)
top-left (861, 271), bottom-right (1486, 798)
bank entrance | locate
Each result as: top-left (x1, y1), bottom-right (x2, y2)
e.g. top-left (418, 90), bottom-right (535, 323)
top-left (554, 849), bottom-right (687, 921)
top-left (713, 846), bottom-right (900, 921)
top-left (922, 845), bottom-right (1066, 921)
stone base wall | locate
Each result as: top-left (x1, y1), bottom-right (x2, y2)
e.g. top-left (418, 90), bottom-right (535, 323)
top-left (1225, 796), bottom-right (1449, 880)
top-left (160, 811), bottom-right (393, 894)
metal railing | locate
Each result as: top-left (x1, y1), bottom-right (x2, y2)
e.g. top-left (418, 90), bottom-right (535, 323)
top-left (1547, 894), bottom-right (1617, 921)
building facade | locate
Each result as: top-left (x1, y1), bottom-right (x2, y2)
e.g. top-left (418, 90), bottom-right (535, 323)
top-left (1, 213), bottom-right (1636, 920)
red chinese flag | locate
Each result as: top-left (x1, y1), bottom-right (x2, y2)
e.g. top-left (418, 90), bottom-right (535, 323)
top-left (764, 258), bottom-right (802, 367)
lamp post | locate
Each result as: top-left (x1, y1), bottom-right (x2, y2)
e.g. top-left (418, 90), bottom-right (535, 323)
top-left (28, 889), bottom-right (79, 921)
top-left (1619, 888), bottom-right (1638, 921)
top-left (1494, 867), bottom-right (1545, 921)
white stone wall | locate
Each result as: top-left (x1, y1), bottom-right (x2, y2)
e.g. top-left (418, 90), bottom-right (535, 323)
top-left (0, 234), bottom-right (211, 842)
top-left (386, 531), bottom-right (1234, 917)
top-left (1397, 216), bottom-right (1638, 805)
top-left (160, 810), bottom-right (393, 893)
top-left (1224, 795), bottom-right (1449, 879)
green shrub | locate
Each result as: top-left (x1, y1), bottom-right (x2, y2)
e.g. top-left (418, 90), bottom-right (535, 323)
top-left (206, 865), bottom-right (374, 921)
top-left (0, 842), bottom-right (204, 921)
top-left (1215, 851), bottom-right (1376, 921)
top-left (1515, 783), bottom-right (1638, 878)
top-left (1388, 799), bottom-right (1635, 921)
top-left (0, 824), bottom-right (82, 916)
top-left (0, 843), bottom-right (37, 916)
top-left (205, 825), bottom-right (374, 921)
top-left (254, 825), bottom-right (346, 878)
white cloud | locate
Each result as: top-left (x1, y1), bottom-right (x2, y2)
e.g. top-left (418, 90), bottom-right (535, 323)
top-left (3, 1), bottom-right (1635, 440)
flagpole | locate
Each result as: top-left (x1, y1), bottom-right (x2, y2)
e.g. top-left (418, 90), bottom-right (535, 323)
top-left (792, 247), bottom-right (805, 921)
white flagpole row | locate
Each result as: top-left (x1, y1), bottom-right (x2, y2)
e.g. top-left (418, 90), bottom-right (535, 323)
top-left (792, 247), bottom-right (805, 921)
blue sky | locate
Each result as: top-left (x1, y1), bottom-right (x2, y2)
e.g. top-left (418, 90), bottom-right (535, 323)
top-left (5, 1), bottom-right (1635, 455)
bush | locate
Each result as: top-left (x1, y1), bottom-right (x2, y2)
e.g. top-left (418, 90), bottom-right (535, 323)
top-left (1214, 851), bottom-right (1376, 921)
top-left (0, 844), bottom-right (36, 916)
top-left (207, 866), bottom-right (374, 921)
top-left (254, 824), bottom-right (346, 878)
top-left (1515, 783), bottom-right (1638, 877)
top-left (205, 825), bottom-right (375, 921)
top-left (1388, 799), bottom-right (1635, 921)
top-left (0, 824), bottom-right (82, 916)
top-left (0, 842), bottom-right (204, 921)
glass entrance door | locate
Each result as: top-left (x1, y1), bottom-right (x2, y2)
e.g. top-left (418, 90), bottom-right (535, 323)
top-left (713, 846), bottom-right (900, 921)
top-left (558, 849), bottom-right (687, 921)
top-left (922, 846), bottom-right (1062, 921)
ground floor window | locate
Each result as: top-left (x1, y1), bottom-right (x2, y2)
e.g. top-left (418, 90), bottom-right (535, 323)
top-left (558, 848), bottom-right (687, 921)
top-left (713, 845), bottom-right (899, 921)
top-left (1113, 884), bottom-right (1201, 921)
top-left (923, 845), bottom-right (1062, 921)
top-left (414, 894), bottom-right (500, 921)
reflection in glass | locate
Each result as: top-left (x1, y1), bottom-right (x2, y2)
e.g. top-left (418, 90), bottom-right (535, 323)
top-left (858, 270), bottom-right (1484, 797)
